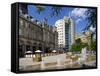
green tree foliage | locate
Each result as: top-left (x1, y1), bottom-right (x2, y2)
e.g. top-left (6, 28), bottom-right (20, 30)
top-left (35, 5), bottom-right (45, 14)
top-left (51, 6), bottom-right (62, 17)
top-left (87, 9), bottom-right (97, 28)
top-left (71, 38), bottom-right (88, 52)
top-left (75, 38), bottom-right (81, 44)
top-left (35, 5), bottom-right (62, 17)
top-left (71, 43), bottom-right (88, 52)
top-left (89, 41), bottom-right (96, 51)
top-left (83, 9), bottom-right (97, 31)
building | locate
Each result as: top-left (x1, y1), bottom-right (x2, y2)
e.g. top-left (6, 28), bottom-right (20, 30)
top-left (19, 4), bottom-right (28, 15)
top-left (75, 31), bottom-right (91, 45)
top-left (18, 5), bottom-right (58, 58)
top-left (55, 16), bottom-right (75, 51)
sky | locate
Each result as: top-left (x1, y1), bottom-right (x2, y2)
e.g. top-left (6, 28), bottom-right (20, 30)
top-left (27, 4), bottom-right (90, 35)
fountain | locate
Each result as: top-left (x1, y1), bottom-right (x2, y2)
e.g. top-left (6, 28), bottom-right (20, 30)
top-left (41, 61), bottom-right (45, 70)
top-left (77, 47), bottom-right (87, 67)
top-left (57, 59), bottom-right (65, 69)
top-left (80, 47), bottom-right (87, 63)
top-left (57, 59), bottom-right (61, 67)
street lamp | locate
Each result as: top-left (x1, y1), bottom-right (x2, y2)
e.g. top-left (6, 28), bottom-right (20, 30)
top-left (35, 50), bottom-right (42, 61)
top-left (52, 50), bottom-right (56, 55)
top-left (25, 51), bottom-right (33, 58)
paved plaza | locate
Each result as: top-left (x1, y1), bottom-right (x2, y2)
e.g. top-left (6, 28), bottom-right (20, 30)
top-left (19, 52), bottom-right (96, 71)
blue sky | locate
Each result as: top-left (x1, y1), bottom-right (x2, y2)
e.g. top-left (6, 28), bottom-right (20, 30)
top-left (27, 5), bottom-right (89, 35)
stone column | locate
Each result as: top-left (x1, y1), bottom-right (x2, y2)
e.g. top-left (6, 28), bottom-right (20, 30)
top-left (23, 44), bottom-right (26, 57)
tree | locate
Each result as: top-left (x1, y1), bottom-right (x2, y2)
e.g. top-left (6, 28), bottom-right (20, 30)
top-left (82, 9), bottom-right (97, 47)
top-left (87, 9), bottom-right (97, 28)
top-left (34, 5), bottom-right (62, 17)
top-left (51, 6), bottom-right (62, 17)
top-left (71, 38), bottom-right (88, 52)
top-left (35, 5), bottom-right (45, 14)
top-left (89, 41), bottom-right (96, 51)
top-left (75, 38), bottom-right (81, 44)
top-left (83, 9), bottom-right (97, 31)
top-left (71, 43), bottom-right (82, 52)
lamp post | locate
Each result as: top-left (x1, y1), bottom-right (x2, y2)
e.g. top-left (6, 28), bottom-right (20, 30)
top-left (35, 50), bottom-right (42, 61)
top-left (25, 51), bottom-right (33, 58)
top-left (52, 50), bottom-right (56, 55)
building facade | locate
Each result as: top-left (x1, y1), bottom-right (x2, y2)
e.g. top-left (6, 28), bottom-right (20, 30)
top-left (55, 16), bottom-right (75, 51)
top-left (75, 31), bottom-right (91, 45)
top-left (19, 5), bottom-right (58, 58)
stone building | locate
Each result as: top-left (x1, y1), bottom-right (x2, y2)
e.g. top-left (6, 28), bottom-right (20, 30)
top-left (18, 5), bottom-right (58, 57)
top-left (75, 31), bottom-right (91, 45)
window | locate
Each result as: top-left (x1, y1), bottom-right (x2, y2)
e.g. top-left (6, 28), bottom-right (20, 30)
top-left (19, 29), bottom-right (22, 35)
top-left (20, 19), bottom-right (23, 26)
top-left (25, 22), bottom-right (29, 28)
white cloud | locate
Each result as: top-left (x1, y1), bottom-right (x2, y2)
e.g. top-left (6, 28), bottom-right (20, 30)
top-left (71, 8), bottom-right (88, 19)
top-left (76, 18), bottom-right (81, 23)
top-left (69, 8), bottom-right (88, 24)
